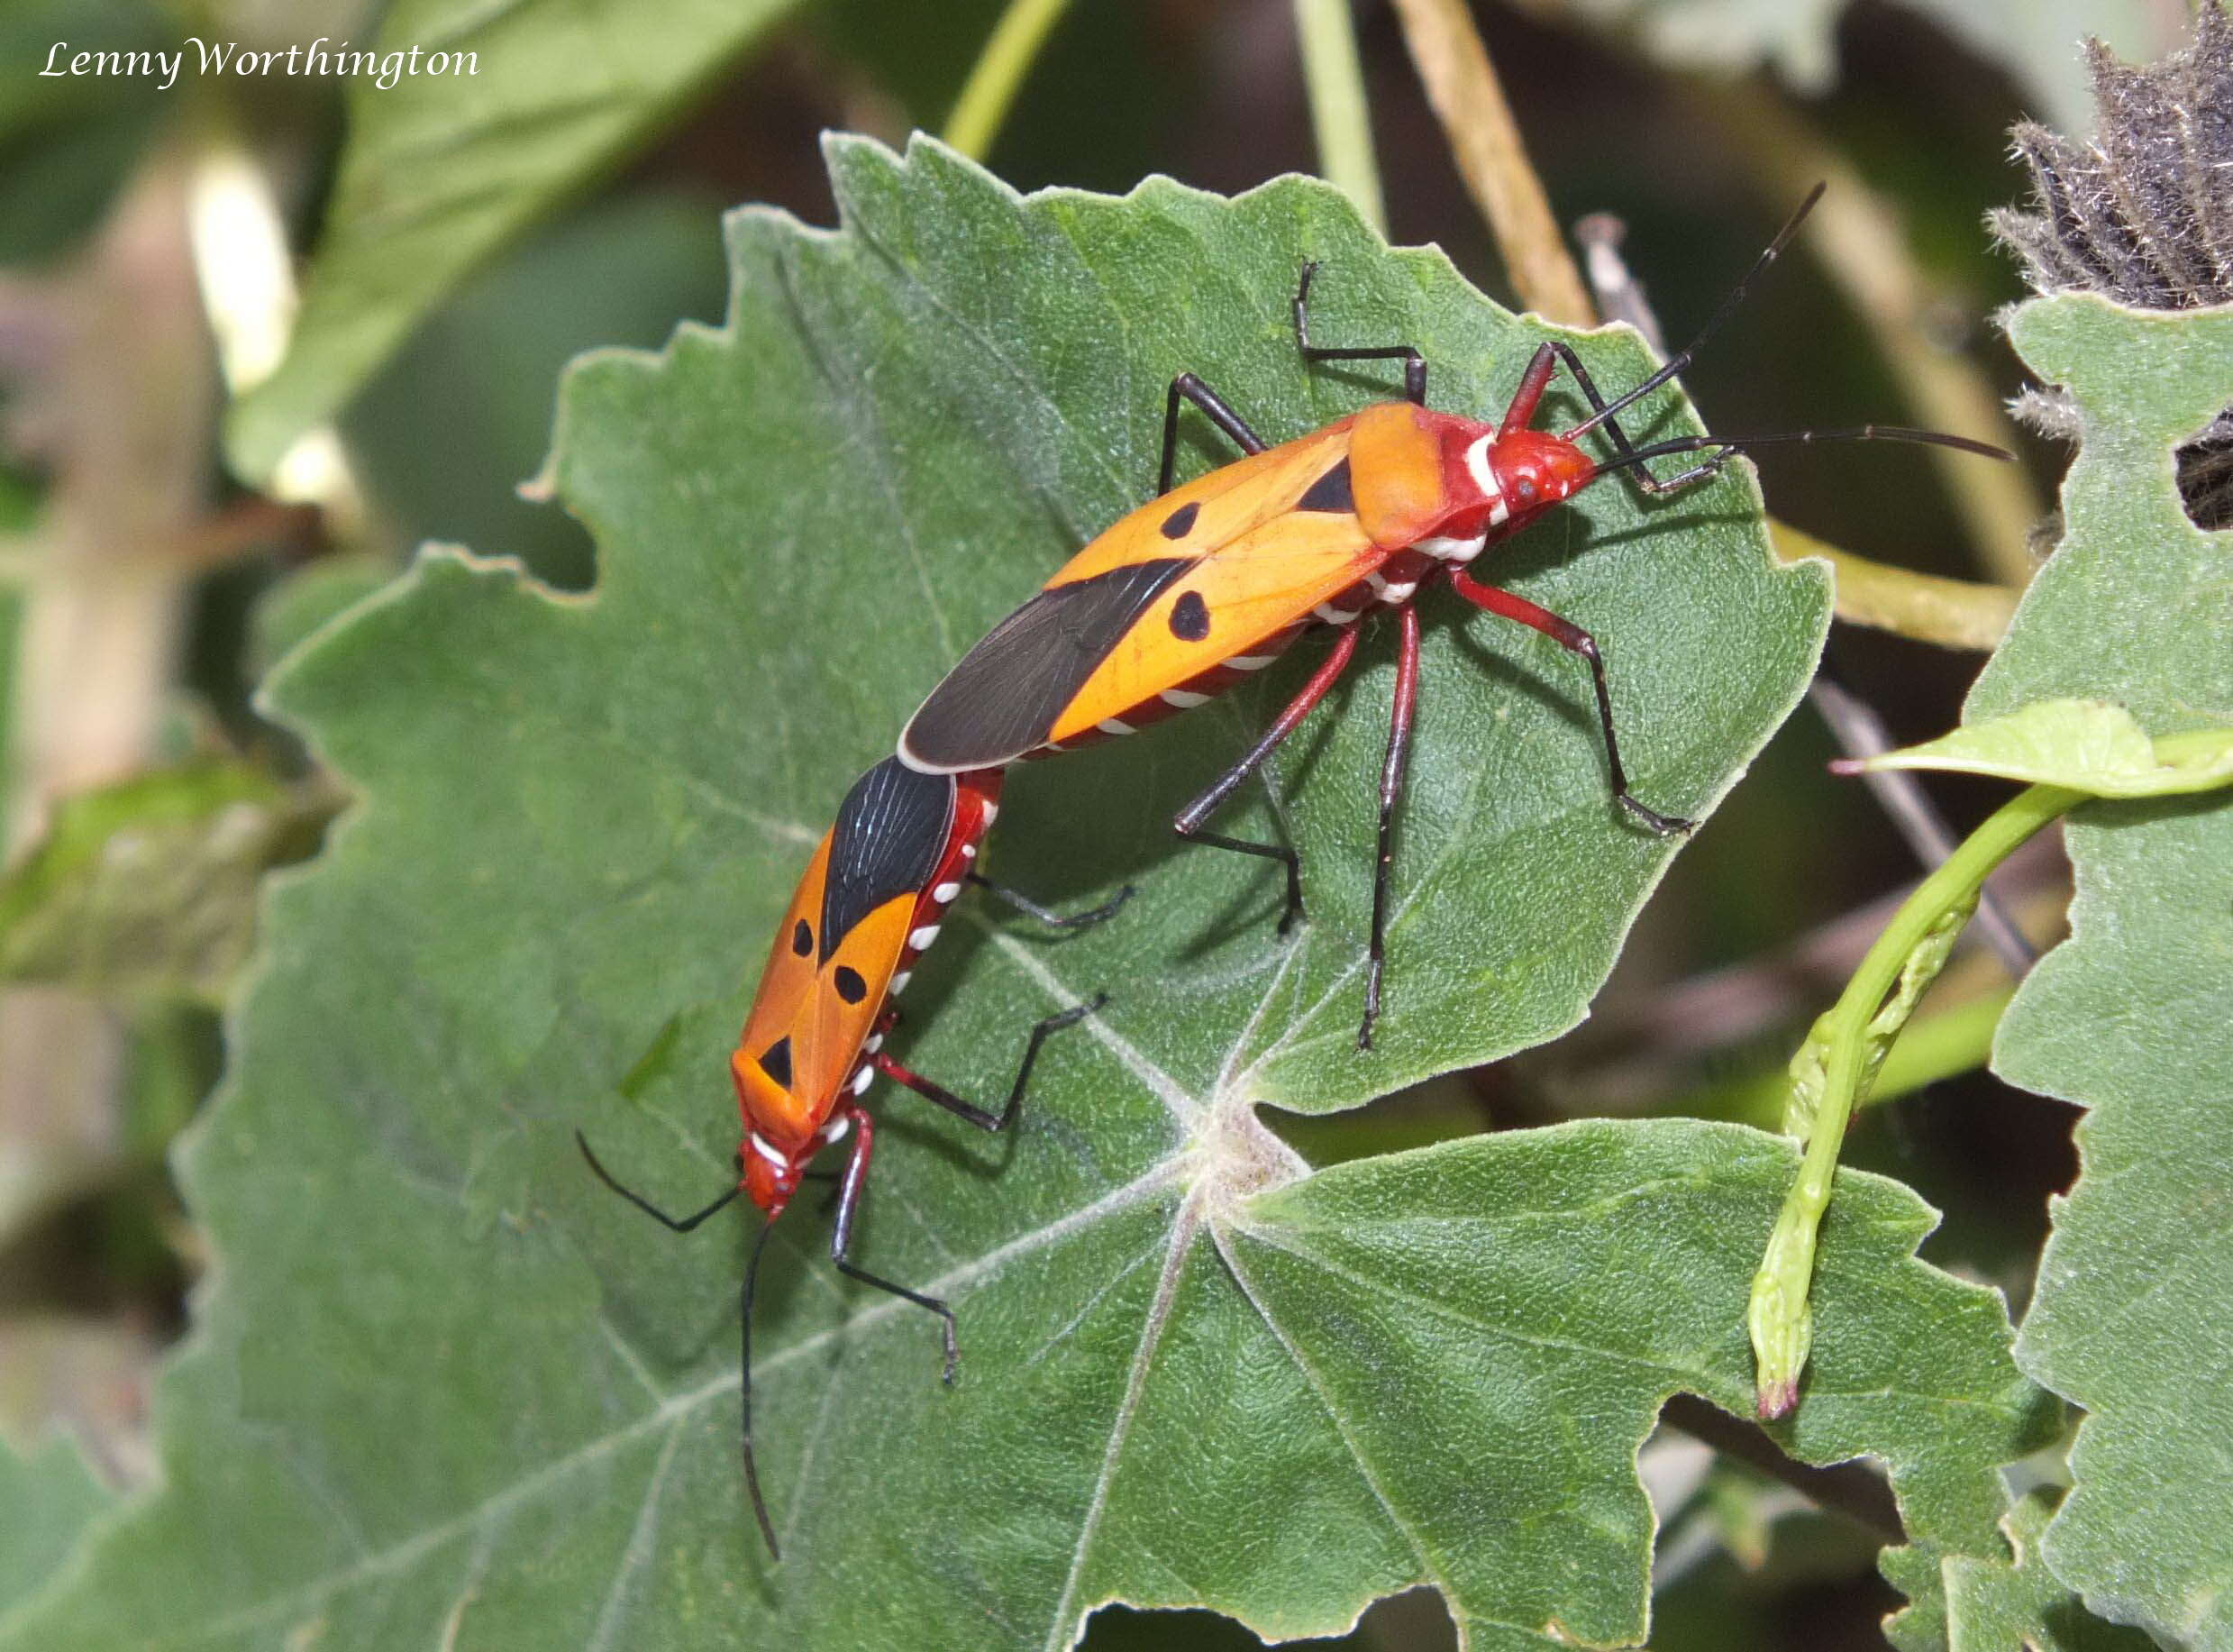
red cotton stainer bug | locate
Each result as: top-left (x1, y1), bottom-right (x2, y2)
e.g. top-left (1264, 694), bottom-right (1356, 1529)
top-left (576, 756), bottom-right (1126, 1557)
top-left (896, 185), bottom-right (2010, 1049)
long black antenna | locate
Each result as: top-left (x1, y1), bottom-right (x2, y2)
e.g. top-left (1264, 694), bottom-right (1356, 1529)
top-left (741, 1218), bottom-right (783, 1560)
top-left (1590, 424), bottom-right (2013, 479)
top-left (1563, 181), bottom-right (1828, 443)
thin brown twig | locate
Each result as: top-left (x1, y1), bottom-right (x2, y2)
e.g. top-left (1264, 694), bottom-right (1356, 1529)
top-left (1384, 0), bottom-right (1596, 325)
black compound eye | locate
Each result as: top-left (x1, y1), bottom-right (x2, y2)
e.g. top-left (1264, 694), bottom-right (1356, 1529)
top-left (791, 918), bottom-right (812, 956)
top-left (833, 965), bottom-right (869, 1005)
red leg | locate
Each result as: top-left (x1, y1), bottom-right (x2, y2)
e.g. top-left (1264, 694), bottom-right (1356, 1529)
top-left (1447, 570), bottom-right (1693, 835)
top-left (1499, 342), bottom-right (1561, 437)
top-left (1357, 604), bottom-right (1423, 1050)
top-left (1173, 625), bottom-right (1363, 933)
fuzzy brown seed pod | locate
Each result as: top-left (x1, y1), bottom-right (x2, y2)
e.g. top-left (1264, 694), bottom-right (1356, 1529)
top-left (1991, 5), bottom-right (2233, 526)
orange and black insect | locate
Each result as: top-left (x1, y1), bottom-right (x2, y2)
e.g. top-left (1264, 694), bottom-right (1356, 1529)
top-left (898, 186), bottom-right (2007, 1048)
top-left (577, 756), bottom-right (1124, 1556)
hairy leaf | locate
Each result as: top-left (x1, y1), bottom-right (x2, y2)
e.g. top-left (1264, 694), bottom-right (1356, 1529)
top-left (223, 0), bottom-right (802, 481)
top-left (0, 141), bottom-right (2052, 1651)
top-left (1972, 294), bottom-right (2233, 1647)
top-left (1943, 1495), bottom-right (2159, 1652)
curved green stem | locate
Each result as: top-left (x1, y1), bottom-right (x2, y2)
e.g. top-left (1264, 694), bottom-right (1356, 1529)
top-left (943, 0), bottom-right (1074, 162)
top-left (1293, 0), bottom-right (1386, 233)
top-left (1750, 781), bottom-right (2082, 1419)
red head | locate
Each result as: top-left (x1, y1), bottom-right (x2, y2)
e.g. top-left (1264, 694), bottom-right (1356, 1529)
top-left (1435, 422), bottom-right (1600, 543)
top-left (1476, 427), bottom-right (1598, 516)
top-left (738, 1124), bottom-right (806, 1216)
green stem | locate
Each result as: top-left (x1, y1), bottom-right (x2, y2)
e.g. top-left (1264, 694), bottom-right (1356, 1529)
top-left (943, 0), bottom-right (1074, 162)
top-left (1749, 782), bottom-right (2081, 1419)
top-left (1292, 0), bottom-right (1386, 233)
top-left (1673, 985), bottom-right (2013, 1128)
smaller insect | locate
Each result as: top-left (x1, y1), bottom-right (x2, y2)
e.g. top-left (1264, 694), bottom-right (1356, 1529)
top-left (578, 756), bottom-right (1126, 1557)
top-left (898, 184), bottom-right (2010, 1049)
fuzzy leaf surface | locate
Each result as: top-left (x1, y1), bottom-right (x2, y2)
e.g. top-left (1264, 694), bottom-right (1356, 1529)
top-left (0, 141), bottom-right (2053, 1652)
top-left (1972, 295), bottom-right (2233, 1649)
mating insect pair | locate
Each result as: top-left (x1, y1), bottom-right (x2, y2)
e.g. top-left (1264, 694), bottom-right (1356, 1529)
top-left (579, 182), bottom-right (2010, 1558)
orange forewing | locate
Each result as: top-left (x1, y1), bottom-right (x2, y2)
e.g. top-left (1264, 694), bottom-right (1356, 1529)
top-left (1030, 421), bottom-right (1399, 740)
top-left (1045, 510), bottom-right (1381, 740)
top-left (1049, 421), bottom-right (1359, 586)
top-left (733, 835), bottom-right (914, 1147)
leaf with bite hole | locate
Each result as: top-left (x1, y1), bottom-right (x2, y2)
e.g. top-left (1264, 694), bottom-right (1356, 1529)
top-left (1970, 294), bottom-right (2233, 1651)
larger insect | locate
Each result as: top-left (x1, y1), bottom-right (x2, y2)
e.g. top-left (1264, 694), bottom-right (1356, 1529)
top-left (897, 186), bottom-right (2007, 1048)
top-left (577, 756), bottom-right (1124, 1556)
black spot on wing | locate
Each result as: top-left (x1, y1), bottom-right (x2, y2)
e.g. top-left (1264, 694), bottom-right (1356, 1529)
top-left (758, 1037), bottom-right (793, 1090)
top-left (1170, 590), bottom-right (1211, 642)
top-left (821, 758), bottom-right (953, 962)
top-left (833, 966), bottom-right (868, 1005)
top-left (791, 918), bottom-right (812, 956)
top-left (899, 559), bottom-right (1195, 769)
top-left (1297, 458), bottom-right (1353, 513)
top-left (1160, 501), bottom-right (1199, 539)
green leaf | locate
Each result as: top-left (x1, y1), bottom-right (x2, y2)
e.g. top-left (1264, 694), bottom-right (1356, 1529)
top-left (1972, 295), bottom-right (2233, 1647)
top-left (0, 762), bottom-right (333, 1003)
top-left (222, 0), bottom-right (803, 482)
top-left (0, 1435), bottom-right (112, 1625)
top-left (1855, 698), bottom-right (2233, 796)
top-left (10, 141), bottom-right (2056, 1652)
top-left (1943, 1494), bottom-right (2160, 1652)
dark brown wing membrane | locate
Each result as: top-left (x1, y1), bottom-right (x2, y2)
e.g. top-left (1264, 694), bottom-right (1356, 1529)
top-left (899, 558), bottom-right (1193, 771)
top-left (820, 758), bottom-right (954, 961)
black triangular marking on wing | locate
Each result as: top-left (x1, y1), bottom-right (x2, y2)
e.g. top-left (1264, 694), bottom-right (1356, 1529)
top-left (758, 1037), bottom-right (793, 1090)
top-left (821, 758), bottom-right (953, 962)
top-left (899, 558), bottom-right (1195, 770)
top-left (1296, 458), bottom-right (1353, 513)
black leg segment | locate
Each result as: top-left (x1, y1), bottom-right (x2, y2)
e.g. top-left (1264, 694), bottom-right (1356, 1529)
top-left (1357, 604), bottom-right (1423, 1051)
top-left (828, 1104), bottom-right (959, 1383)
top-left (967, 872), bottom-right (1135, 931)
top-left (1160, 372), bottom-right (1268, 496)
top-left (576, 1131), bottom-right (743, 1232)
top-left (870, 995), bottom-right (1104, 1134)
top-left (1293, 263), bottom-right (1428, 406)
